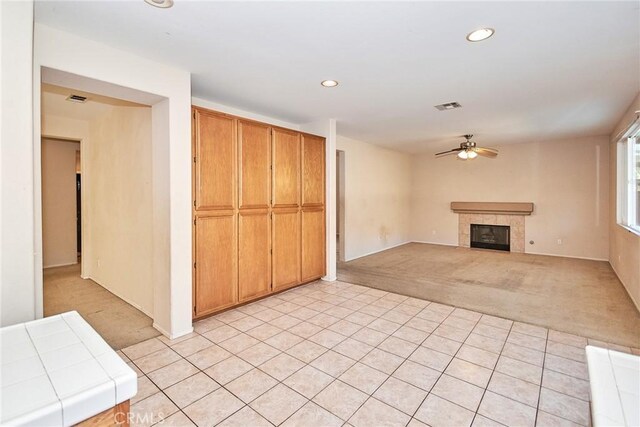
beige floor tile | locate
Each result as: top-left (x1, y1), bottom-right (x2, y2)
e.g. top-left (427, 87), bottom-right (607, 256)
top-left (259, 352), bottom-right (306, 381)
top-left (392, 326), bottom-right (430, 344)
top-left (473, 324), bottom-right (509, 342)
top-left (229, 315), bottom-right (264, 332)
top-left (406, 317), bottom-right (439, 334)
top-left (546, 341), bottom-right (586, 363)
top-left (131, 392), bottom-right (179, 427)
top-left (381, 309), bottom-right (412, 325)
top-left (414, 394), bottom-right (475, 427)
top-left (548, 330), bottom-right (587, 348)
top-left (502, 342), bottom-right (545, 367)
top-left (286, 340), bottom-right (328, 363)
top-left (340, 300), bottom-right (367, 312)
top-left (131, 376), bottom-right (160, 405)
top-left (269, 314), bottom-right (302, 329)
top-left (495, 356), bottom-right (542, 384)
top-left (237, 302), bottom-right (268, 316)
top-left (313, 380), bottom-right (369, 421)
top-left (284, 365), bottom-right (334, 398)
top-left (539, 387), bottom-right (590, 425)
top-left (327, 319), bottom-right (364, 337)
top-left (183, 388), bottom-right (244, 427)
top-left (392, 360), bottom-right (440, 391)
top-left (351, 327), bottom-right (388, 347)
top-left (160, 410), bottom-right (196, 427)
top-left (507, 331), bottom-right (547, 352)
top-left (134, 348), bottom-right (182, 373)
top-left (422, 334), bottom-right (463, 356)
top-left (311, 350), bottom-right (357, 377)
top-left (344, 311), bottom-right (377, 327)
top-left (226, 368), bottom-right (278, 403)
top-left (266, 331), bottom-right (305, 351)
top-left (246, 323), bottom-right (282, 341)
top-left (122, 338), bottom-right (167, 360)
top-left (147, 359), bottom-right (200, 389)
top-left (309, 329), bottom-right (347, 349)
top-left (451, 308), bottom-right (483, 322)
top-left (472, 414), bottom-right (505, 427)
top-left (442, 316), bottom-right (477, 332)
top-left (186, 344), bottom-right (231, 370)
top-left (541, 369), bottom-right (590, 401)
top-left (457, 344), bottom-right (499, 369)
top-left (127, 362), bottom-right (144, 377)
top-left (373, 377), bottom-right (428, 415)
top-left (217, 406), bottom-right (271, 426)
top-left (544, 354), bottom-right (589, 380)
top-left (202, 325), bottom-right (240, 344)
top-left (170, 335), bottom-right (213, 357)
top-left (409, 347), bottom-right (453, 372)
top-left (478, 391), bottom-right (536, 427)
top-left (158, 332), bottom-right (199, 347)
top-left (393, 303), bottom-right (422, 316)
top-left (333, 337), bottom-right (374, 360)
top-left (219, 333), bottom-right (260, 354)
top-left (203, 356), bottom-right (252, 385)
top-left (478, 314), bottom-right (513, 331)
top-left (403, 297), bottom-right (430, 309)
top-left (349, 397), bottom-right (410, 427)
top-left (488, 371), bottom-right (540, 407)
top-left (338, 362), bottom-right (389, 394)
top-left (465, 333), bottom-right (505, 354)
top-left (236, 342), bottom-right (280, 366)
top-left (431, 374), bottom-right (484, 411)
top-left (214, 310), bottom-right (247, 324)
top-left (307, 313), bottom-right (341, 328)
top-left (445, 358), bottom-right (492, 388)
top-left (408, 418), bottom-right (429, 427)
top-left (536, 410), bottom-right (583, 427)
top-left (359, 304), bottom-right (390, 317)
top-left (163, 372), bottom-right (219, 408)
top-left (250, 383), bottom-right (308, 425)
top-left (360, 348), bottom-right (404, 374)
top-left (415, 308), bottom-right (448, 323)
top-left (281, 401), bottom-right (343, 427)
top-left (377, 336), bottom-right (418, 359)
top-left (512, 322), bottom-right (548, 339)
top-left (288, 321), bottom-right (324, 339)
top-left (290, 306), bottom-right (321, 321)
top-left (324, 305), bottom-right (353, 319)
top-left (433, 324), bottom-right (470, 342)
top-left (427, 302), bottom-right (455, 315)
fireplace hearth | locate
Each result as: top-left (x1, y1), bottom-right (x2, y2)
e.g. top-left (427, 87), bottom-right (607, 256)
top-left (470, 224), bottom-right (510, 251)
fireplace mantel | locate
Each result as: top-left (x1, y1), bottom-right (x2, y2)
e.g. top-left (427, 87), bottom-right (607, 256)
top-left (451, 202), bottom-right (534, 216)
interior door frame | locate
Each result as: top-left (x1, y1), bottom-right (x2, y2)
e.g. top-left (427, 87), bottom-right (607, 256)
top-left (336, 149), bottom-right (346, 262)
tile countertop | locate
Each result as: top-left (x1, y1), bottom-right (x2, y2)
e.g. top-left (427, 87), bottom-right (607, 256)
top-left (0, 311), bottom-right (137, 426)
top-left (586, 345), bottom-right (640, 427)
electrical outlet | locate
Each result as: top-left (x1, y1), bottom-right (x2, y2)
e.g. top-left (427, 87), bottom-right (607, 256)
top-left (557, 239), bottom-right (562, 245)
top-left (432, 230), bottom-right (437, 235)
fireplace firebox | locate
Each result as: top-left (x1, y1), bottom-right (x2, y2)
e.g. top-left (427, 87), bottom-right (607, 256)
top-left (470, 224), bottom-right (510, 252)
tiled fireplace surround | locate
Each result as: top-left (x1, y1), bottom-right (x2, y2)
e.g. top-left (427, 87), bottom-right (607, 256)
top-left (458, 214), bottom-right (525, 253)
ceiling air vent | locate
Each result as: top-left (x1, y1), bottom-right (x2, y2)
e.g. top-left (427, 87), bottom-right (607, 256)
top-left (434, 102), bottom-right (462, 111)
top-left (66, 94), bottom-right (88, 103)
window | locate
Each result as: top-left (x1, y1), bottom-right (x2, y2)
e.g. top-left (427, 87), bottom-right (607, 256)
top-left (617, 123), bottom-right (640, 234)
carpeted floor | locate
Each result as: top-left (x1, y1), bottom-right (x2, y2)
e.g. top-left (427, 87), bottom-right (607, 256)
top-left (44, 264), bottom-right (160, 349)
top-left (338, 242), bottom-right (640, 347)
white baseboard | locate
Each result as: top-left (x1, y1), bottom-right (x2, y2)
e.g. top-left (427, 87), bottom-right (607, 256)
top-left (609, 263), bottom-right (640, 312)
top-left (344, 241), bottom-right (412, 262)
top-left (43, 261), bottom-right (79, 269)
top-left (153, 322), bottom-right (194, 340)
top-left (524, 250), bottom-right (608, 262)
top-left (322, 275), bottom-right (337, 282)
top-left (410, 240), bottom-right (458, 247)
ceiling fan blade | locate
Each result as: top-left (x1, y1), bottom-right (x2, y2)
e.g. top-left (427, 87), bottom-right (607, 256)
top-left (435, 148), bottom-right (463, 156)
top-left (474, 147), bottom-right (498, 158)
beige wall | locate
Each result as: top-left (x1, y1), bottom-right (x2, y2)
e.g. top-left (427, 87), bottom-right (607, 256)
top-left (609, 93), bottom-right (640, 309)
top-left (42, 138), bottom-right (80, 268)
top-left (411, 135), bottom-right (610, 260)
top-left (337, 135), bottom-right (412, 261)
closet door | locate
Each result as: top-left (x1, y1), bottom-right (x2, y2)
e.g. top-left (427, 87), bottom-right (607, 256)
top-left (193, 110), bottom-right (236, 210)
top-left (237, 120), bottom-right (271, 301)
top-left (301, 134), bottom-right (325, 207)
top-left (272, 128), bottom-right (300, 208)
top-left (301, 134), bottom-right (326, 282)
top-left (272, 209), bottom-right (300, 291)
top-left (301, 208), bottom-right (325, 281)
top-left (194, 213), bottom-right (237, 316)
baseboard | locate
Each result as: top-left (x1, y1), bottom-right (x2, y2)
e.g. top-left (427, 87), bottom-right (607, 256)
top-left (344, 241), bottom-right (412, 262)
top-left (43, 261), bottom-right (79, 269)
top-left (322, 275), bottom-right (337, 282)
top-left (524, 250), bottom-right (608, 262)
top-left (410, 240), bottom-right (458, 247)
top-left (609, 262), bottom-right (640, 312)
top-left (153, 322), bottom-right (194, 340)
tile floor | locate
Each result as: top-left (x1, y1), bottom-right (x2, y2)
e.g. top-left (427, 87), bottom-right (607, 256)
top-left (118, 280), bottom-right (640, 427)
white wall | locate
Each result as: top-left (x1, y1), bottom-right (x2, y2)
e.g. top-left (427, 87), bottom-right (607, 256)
top-left (42, 138), bottom-right (80, 268)
top-left (411, 135), bottom-right (610, 260)
top-left (1, 0), bottom-right (35, 326)
top-left (336, 135), bottom-right (412, 261)
top-left (34, 24), bottom-right (192, 338)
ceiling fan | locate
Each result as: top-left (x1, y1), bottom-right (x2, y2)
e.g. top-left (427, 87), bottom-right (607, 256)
top-left (435, 135), bottom-right (498, 160)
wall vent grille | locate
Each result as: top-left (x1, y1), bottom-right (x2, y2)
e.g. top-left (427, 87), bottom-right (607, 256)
top-left (434, 102), bottom-right (462, 111)
top-left (66, 94), bottom-right (88, 103)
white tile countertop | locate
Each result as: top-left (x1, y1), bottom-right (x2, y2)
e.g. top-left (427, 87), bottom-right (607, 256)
top-left (586, 345), bottom-right (640, 427)
top-left (1, 311), bottom-right (137, 426)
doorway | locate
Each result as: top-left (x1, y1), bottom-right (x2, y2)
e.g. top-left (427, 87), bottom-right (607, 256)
top-left (337, 150), bottom-right (346, 262)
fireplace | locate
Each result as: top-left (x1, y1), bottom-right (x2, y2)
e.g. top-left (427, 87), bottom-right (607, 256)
top-left (470, 224), bottom-right (510, 252)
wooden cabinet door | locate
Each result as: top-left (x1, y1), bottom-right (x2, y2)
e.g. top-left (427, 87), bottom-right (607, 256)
top-left (238, 120), bottom-right (270, 209)
top-left (194, 214), bottom-right (237, 316)
top-left (272, 209), bottom-right (300, 290)
top-left (238, 210), bottom-right (271, 301)
top-left (272, 129), bottom-right (300, 208)
top-left (301, 134), bottom-right (325, 207)
top-left (193, 110), bottom-right (236, 210)
top-left (302, 208), bottom-right (325, 281)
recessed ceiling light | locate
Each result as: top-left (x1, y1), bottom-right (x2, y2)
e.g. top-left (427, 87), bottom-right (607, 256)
top-left (144, 0), bottom-right (173, 8)
top-left (466, 28), bottom-right (495, 42)
top-left (321, 80), bottom-right (339, 87)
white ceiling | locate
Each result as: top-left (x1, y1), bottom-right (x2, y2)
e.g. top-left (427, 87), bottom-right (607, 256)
top-left (35, 1), bottom-right (639, 153)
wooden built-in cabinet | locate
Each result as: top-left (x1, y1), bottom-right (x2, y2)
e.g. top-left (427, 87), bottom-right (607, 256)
top-left (192, 107), bottom-right (325, 318)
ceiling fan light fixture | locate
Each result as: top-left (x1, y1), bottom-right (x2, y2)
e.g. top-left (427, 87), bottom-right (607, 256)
top-left (144, 0), bottom-right (174, 8)
top-left (467, 150), bottom-right (478, 159)
top-left (457, 151), bottom-right (469, 160)
top-left (466, 28), bottom-right (495, 42)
